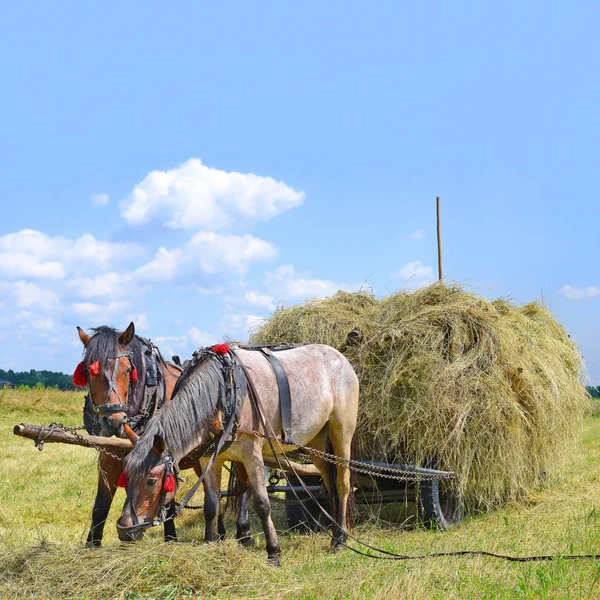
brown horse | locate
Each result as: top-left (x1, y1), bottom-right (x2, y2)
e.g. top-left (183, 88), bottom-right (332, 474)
top-left (116, 344), bottom-right (359, 564)
top-left (76, 323), bottom-right (181, 546)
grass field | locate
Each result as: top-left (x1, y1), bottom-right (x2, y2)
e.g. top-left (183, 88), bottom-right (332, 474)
top-left (1, 388), bottom-right (600, 599)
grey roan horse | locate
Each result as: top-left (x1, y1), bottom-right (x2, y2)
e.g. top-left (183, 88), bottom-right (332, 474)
top-left (116, 343), bottom-right (359, 564)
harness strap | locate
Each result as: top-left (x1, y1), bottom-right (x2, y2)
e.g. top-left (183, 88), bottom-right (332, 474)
top-left (258, 348), bottom-right (294, 444)
top-left (173, 410), bottom-right (237, 518)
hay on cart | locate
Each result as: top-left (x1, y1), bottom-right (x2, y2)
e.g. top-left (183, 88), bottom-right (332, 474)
top-left (251, 283), bottom-right (589, 509)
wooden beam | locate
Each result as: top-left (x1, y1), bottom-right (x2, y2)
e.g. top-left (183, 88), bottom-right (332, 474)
top-left (13, 423), bottom-right (321, 477)
top-left (13, 423), bottom-right (133, 451)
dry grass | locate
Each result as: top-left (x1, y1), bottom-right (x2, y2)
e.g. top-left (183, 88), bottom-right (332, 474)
top-left (3, 389), bottom-right (600, 599)
top-left (252, 283), bottom-right (590, 509)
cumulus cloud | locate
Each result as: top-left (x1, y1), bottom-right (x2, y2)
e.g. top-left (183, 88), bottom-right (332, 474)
top-left (559, 285), bottom-right (600, 300)
top-left (264, 265), bottom-right (354, 300)
top-left (90, 193), bottom-right (110, 206)
top-left (137, 232), bottom-right (277, 282)
top-left (132, 314), bottom-right (149, 332)
top-left (71, 301), bottom-right (129, 317)
top-left (0, 229), bottom-right (143, 280)
top-left (393, 260), bottom-right (434, 288)
top-left (244, 291), bottom-right (275, 311)
top-left (223, 313), bottom-right (266, 337)
top-left (187, 327), bottom-right (217, 347)
top-left (120, 158), bottom-right (304, 230)
top-left (0, 281), bottom-right (61, 310)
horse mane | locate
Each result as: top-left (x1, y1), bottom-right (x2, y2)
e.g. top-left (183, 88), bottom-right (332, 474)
top-left (124, 358), bottom-right (224, 479)
top-left (83, 326), bottom-right (145, 402)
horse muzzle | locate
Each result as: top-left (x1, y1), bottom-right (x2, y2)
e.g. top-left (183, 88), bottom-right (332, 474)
top-left (116, 517), bottom-right (150, 541)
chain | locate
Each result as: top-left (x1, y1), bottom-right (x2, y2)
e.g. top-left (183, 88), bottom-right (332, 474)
top-left (39, 422), bottom-right (125, 461)
top-left (294, 447), bottom-right (453, 482)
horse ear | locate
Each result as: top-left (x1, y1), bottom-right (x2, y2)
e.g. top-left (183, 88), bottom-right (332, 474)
top-left (124, 423), bottom-right (139, 446)
top-left (118, 322), bottom-right (135, 347)
top-left (153, 434), bottom-right (167, 457)
top-left (77, 326), bottom-right (91, 347)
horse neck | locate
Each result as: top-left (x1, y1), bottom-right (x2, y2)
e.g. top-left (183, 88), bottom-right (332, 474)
top-left (157, 362), bottom-right (221, 462)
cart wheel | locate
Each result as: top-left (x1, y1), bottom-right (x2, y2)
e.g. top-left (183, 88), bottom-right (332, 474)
top-left (285, 476), bottom-right (327, 533)
top-left (418, 479), bottom-right (462, 530)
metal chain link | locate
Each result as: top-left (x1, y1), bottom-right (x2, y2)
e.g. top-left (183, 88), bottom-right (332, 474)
top-left (39, 422), bottom-right (125, 461)
top-left (294, 447), bottom-right (454, 482)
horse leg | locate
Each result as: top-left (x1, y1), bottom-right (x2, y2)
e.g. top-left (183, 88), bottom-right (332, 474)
top-left (244, 452), bottom-right (280, 565)
top-left (163, 500), bottom-right (177, 542)
top-left (327, 426), bottom-right (352, 550)
top-left (86, 454), bottom-right (120, 548)
top-left (233, 462), bottom-right (254, 547)
top-left (198, 458), bottom-right (223, 542)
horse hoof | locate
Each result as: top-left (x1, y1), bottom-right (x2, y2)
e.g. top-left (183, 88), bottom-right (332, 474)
top-left (268, 555), bottom-right (281, 567)
top-left (85, 540), bottom-right (101, 549)
top-left (238, 535), bottom-right (255, 548)
top-left (329, 541), bottom-right (346, 552)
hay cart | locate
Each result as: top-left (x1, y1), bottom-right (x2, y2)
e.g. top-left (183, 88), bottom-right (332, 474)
top-left (264, 456), bottom-right (461, 532)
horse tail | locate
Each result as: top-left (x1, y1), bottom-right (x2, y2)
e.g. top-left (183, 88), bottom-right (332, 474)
top-left (225, 462), bottom-right (249, 517)
top-left (225, 462), bottom-right (240, 517)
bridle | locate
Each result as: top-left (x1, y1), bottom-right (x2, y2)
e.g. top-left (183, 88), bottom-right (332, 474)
top-left (116, 345), bottom-right (240, 535)
top-left (116, 449), bottom-right (179, 536)
top-left (89, 351), bottom-right (135, 418)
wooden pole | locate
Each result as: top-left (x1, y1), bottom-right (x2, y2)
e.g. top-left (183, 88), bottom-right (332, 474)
top-left (13, 423), bottom-right (134, 451)
top-left (12, 422), bottom-right (321, 476)
top-left (436, 196), bottom-right (443, 281)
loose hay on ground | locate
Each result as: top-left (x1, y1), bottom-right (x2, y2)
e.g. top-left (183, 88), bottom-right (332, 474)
top-left (251, 283), bottom-right (589, 509)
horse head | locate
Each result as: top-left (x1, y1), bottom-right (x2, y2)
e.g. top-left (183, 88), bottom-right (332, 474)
top-left (116, 426), bottom-right (178, 541)
top-left (75, 322), bottom-right (139, 437)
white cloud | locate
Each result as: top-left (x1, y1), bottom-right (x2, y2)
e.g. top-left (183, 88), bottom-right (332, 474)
top-left (393, 260), bottom-right (435, 288)
top-left (407, 230), bottom-right (424, 241)
top-left (559, 285), bottom-right (600, 300)
top-left (0, 230), bottom-right (143, 280)
top-left (132, 314), bottom-right (149, 332)
top-left (71, 301), bottom-right (129, 316)
top-left (120, 158), bottom-right (304, 230)
top-left (265, 265), bottom-right (353, 300)
top-left (245, 291), bottom-right (275, 311)
top-left (137, 232), bottom-right (277, 282)
top-left (222, 313), bottom-right (266, 338)
top-left (6, 281), bottom-right (61, 310)
top-left (30, 317), bottom-right (55, 331)
top-left (69, 272), bottom-right (135, 299)
top-left (91, 193), bottom-right (110, 206)
top-left (187, 327), bottom-right (217, 347)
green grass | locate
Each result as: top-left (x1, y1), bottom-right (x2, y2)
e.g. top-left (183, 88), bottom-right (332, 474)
top-left (2, 388), bottom-right (600, 599)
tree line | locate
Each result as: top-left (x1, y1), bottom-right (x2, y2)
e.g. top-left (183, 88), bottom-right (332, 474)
top-left (0, 369), bottom-right (80, 391)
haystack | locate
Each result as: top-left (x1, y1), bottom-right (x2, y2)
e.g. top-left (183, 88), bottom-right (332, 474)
top-left (251, 283), bottom-right (589, 509)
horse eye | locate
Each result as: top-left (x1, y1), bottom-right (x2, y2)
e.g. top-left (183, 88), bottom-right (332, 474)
top-left (146, 478), bottom-right (157, 487)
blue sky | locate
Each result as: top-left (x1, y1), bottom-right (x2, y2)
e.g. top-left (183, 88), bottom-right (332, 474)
top-left (1, 2), bottom-right (598, 383)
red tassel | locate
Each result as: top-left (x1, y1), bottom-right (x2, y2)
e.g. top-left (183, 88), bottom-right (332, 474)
top-left (129, 366), bottom-right (138, 382)
top-left (89, 361), bottom-right (101, 377)
top-left (117, 471), bottom-right (129, 489)
top-left (73, 362), bottom-right (88, 387)
top-left (213, 343), bottom-right (230, 355)
top-left (163, 473), bottom-right (176, 493)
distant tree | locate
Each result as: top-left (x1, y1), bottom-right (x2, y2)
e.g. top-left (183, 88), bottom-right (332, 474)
top-left (588, 386), bottom-right (600, 399)
top-left (0, 369), bottom-right (77, 391)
